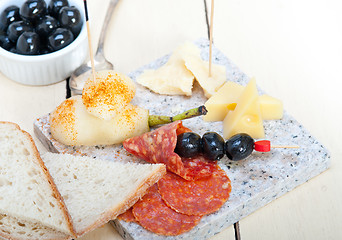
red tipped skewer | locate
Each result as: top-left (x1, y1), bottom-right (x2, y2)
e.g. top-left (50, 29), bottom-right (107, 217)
top-left (254, 140), bottom-right (300, 152)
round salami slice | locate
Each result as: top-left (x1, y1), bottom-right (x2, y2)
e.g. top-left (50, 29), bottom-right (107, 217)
top-left (123, 121), bottom-right (217, 180)
top-left (132, 184), bottom-right (202, 236)
top-left (117, 207), bottom-right (137, 223)
top-left (182, 156), bottom-right (217, 180)
top-left (158, 165), bottom-right (231, 216)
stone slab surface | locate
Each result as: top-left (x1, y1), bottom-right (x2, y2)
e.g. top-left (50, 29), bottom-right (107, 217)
top-left (34, 39), bottom-right (330, 240)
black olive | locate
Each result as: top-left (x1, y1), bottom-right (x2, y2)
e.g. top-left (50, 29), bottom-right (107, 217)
top-left (39, 47), bottom-right (50, 55)
top-left (7, 20), bottom-right (33, 42)
top-left (16, 31), bottom-right (40, 55)
top-left (47, 28), bottom-right (74, 52)
top-left (0, 5), bottom-right (21, 31)
top-left (9, 46), bottom-right (17, 53)
top-left (175, 132), bottom-right (202, 158)
top-left (58, 6), bottom-right (83, 37)
top-left (0, 33), bottom-right (14, 51)
top-left (20, 0), bottom-right (47, 23)
top-left (48, 0), bottom-right (69, 18)
top-left (202, 132), bottom-right (225, 161)
top-left (225, 133), bottom-right (254, 161)
top-left (36, 15), bottom-right (58, 39)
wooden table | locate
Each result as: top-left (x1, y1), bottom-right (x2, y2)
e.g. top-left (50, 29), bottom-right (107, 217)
top-left (1, 0), bottom-right (341, 239)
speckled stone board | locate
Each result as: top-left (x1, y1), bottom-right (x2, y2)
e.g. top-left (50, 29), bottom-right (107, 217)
top-left (34, 39), bottom-right (330, 240)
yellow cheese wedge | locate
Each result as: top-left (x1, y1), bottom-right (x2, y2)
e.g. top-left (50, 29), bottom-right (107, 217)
top-left (204, 82), bottom-right (284, 122)
top-left (259, 94), bottom-right (283, 120)
top-left (223, 79), bottom-right (265, 139)
top-left (203, 81), bottom-right (244, 122)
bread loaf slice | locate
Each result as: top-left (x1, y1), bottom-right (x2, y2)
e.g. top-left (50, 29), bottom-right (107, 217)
top-left (41, 152), bottom-right (166, 237)
top-left (0, 122), bottom-right (74, 238)
top-left (0, 213), bottom-right (70, 240)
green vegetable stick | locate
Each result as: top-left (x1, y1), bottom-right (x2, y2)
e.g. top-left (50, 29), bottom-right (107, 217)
top-left (148, 106), bottom-right (208, 127)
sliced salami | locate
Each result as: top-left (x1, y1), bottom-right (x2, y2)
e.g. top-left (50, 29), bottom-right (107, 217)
top-left (132, 184), bottom-right (202, 236)
top-left (117, 207), bottom-right (137, 223)
top-left (158, 165), bottom-right (231, 216)
top-left (123, 121), bottom-right (216, 180)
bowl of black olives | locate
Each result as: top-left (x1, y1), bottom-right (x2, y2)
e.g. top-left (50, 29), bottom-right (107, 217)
top-left (0, 0), bottom-right (88, 85)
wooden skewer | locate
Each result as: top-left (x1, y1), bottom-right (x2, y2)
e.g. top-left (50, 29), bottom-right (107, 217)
top-left (83, 0), bottom-right (96, 83)
top-left (208, 0), bottom-right (214, 77)
top-left (271, 145), bottom-right (300, 149)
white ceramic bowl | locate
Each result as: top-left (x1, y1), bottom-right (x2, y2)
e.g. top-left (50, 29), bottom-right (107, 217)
top-left (0, 0), bottom-right (88, 85)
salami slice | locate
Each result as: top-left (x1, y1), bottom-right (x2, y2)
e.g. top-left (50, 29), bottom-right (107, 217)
top-left (123, 121), bottom-right (216, 180)
top-left (117, 207), bottom-right (137, 223)
top-left (158, 165), bottom-right (231, 216)
top-left (132, 184), bottom-right (202, 236)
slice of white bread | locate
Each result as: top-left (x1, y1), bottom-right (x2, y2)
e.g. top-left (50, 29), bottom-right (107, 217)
top-left (41, 152), bottom-right (166, 237)
top-left (0, 122), bottom-right (74, 238)
top-left (0, 213), bottom-right (70, 240)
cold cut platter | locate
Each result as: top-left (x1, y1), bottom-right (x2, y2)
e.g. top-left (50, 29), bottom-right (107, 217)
top-left (34, 39), bottom-right (330, 240)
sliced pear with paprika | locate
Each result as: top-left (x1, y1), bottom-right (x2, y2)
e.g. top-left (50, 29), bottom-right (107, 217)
top-left (223, 79), bottom-right (265, 139)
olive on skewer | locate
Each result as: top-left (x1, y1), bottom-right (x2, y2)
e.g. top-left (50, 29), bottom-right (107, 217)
top-left (175, 132), bottom-right (299, 161)
top-left (202, 132), bottom-right (225, 161)
top-left (175, 132), bottom-right (202, 158)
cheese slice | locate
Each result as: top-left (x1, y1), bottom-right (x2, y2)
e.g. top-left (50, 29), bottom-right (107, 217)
top-left (137, 41), bottom-right (226, 97)
top-left (184, 52), bottom-right (226, 98)
top-left (223, 79), bottom-right (265, 139)
top-left (136, 42), bottom-right (196, 96)
top-left (168, 41), bottom-right (201, 64)
top-left (204, 81), bottom-right (244, 122)
top-left (136, 64), bottom-right (194, 96)
top-left (259, 94), bottom-right (283, 120)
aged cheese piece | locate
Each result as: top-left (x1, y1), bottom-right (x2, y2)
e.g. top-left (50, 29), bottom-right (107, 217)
top-left (203, 81), bottom-right (244, 122)
top-left (183, 43), bottom-right (226, 98)
top-left (223, 79), bottom-right (265, 139)
top-left (50, 96), bottom-right (149, 146)
top-left (136, 43), bottom-right (195, 96)
top-left (259, 94), bottom-right (283, 120)
top-left (136, 42), bottom-right (226, 97)
top-left (136, 65), bottom-right (194, 96)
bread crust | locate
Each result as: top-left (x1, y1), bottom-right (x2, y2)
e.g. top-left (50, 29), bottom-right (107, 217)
top-left (75, 163), bottom-right (166, 237)
top-left (0, 121), bottom-right (75, 239)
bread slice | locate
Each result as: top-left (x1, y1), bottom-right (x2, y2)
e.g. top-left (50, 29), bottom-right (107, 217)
top-left (0, 122), bottom-right (74, 238)
top-left (0, 213), bottom-right (70, 240)
top-left (41, 152), bottom-right (166, 237)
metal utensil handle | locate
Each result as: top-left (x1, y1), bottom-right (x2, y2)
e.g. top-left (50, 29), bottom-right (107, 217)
top-left (95, 0), bottom-right (119, 56)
